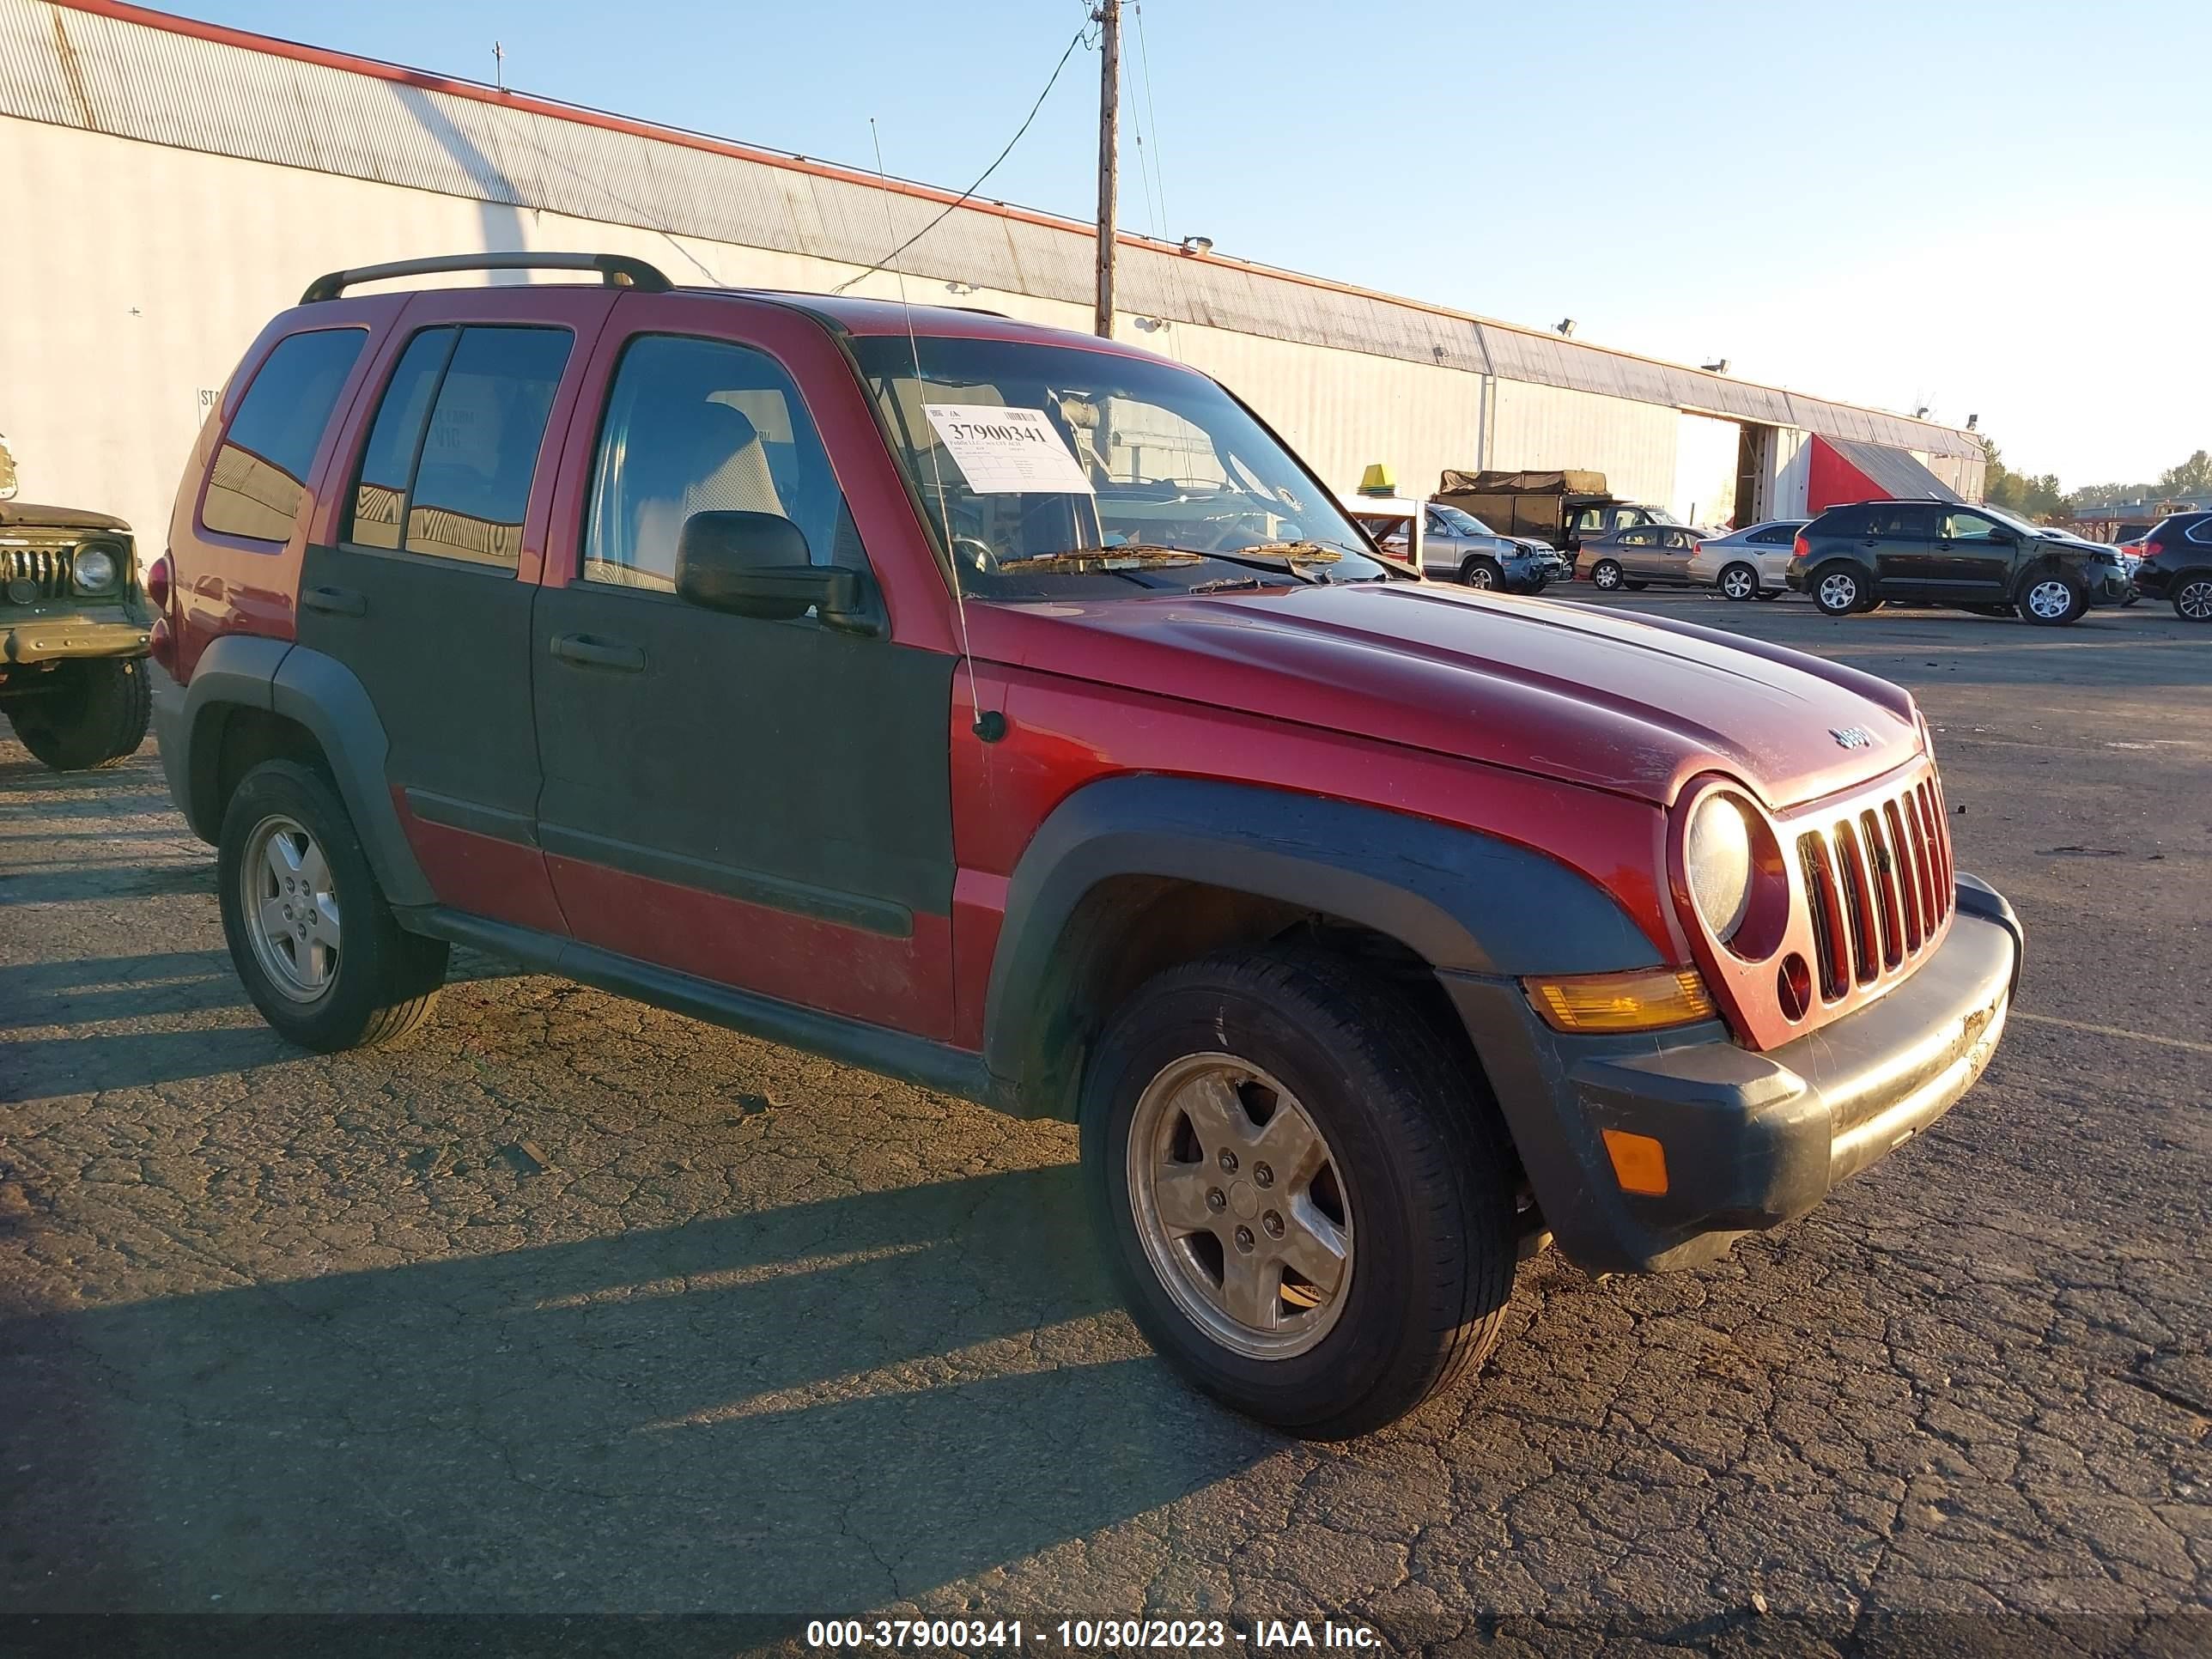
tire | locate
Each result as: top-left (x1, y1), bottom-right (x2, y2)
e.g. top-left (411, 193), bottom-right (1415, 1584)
top-left (1460, 556), bottom-right (1503, 591)
top-left (1718, 562), bottom-right (1759, 602)
top-left (1080, 945), bottom-right (1519, 1439)
top-left (1754, 587), bottom-right (1784, 602)
top-left (2019, 569), bottom-right (2087, 627)
top-left (216, 759), bottom-right (448, 1052)
top-left (1589, 559), bottom-right (1623, 591)
top-left (5, 656), bottom-right (152, 771)
top-left (2172, 574), bottom-right (2212, 623)
top-left (1811, 562), bottom-right (1868, 617)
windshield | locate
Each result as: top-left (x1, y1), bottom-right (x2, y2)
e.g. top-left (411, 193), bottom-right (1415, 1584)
top-left (1975, 502), bottom-right (2057, 538)
top-left (1644, 506), bottom-right (1683, 526)
top-left (1430, 504), bottom-right (1493, 536)
top-left (851, 335), bottom-right (1395, 599)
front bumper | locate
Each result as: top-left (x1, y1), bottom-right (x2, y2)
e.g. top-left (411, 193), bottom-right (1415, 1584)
top-left (2086, 566), bottom-right (2132, 605)
top-left (2, 615), bottom-right (150, 666)
top-left (1443, 874), bottom-right (2023, 1273)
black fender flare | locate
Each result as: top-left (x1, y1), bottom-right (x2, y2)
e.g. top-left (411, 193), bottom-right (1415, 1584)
top-left (980, 775), bottom-right (1660, 1112)
top-left (167, 636), bottom-right (434, 908)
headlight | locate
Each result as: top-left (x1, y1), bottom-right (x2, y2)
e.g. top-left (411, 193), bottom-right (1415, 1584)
top-left (1685, 793), bottom-right (1754, 943)
top-left (72, 545), bottom-right (118, 593)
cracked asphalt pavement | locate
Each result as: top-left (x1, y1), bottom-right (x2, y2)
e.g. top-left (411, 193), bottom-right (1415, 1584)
top-left (2, 594), bottom-right (2208, 1652)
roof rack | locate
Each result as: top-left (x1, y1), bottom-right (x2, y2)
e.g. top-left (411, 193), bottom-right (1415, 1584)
top-left (301, 252), bottom-right (673, 304)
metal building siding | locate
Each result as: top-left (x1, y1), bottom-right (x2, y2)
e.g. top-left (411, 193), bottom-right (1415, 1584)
top-left (1487, 380), bottom-right (1679, 509)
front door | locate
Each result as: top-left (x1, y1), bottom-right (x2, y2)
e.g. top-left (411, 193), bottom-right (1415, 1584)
top-left (294, 293), bottom-right (615, 933)
top-left (1928, 507), bottom-right (2017, 599)
top-left (1614, 527), bottom-right (1660, 577)
top-left (529, 301), bottom-right (961, 1038)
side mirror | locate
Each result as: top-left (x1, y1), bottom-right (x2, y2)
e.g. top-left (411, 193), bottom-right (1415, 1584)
top-left (1989, 528), bottom-right (2017, 544)
top-left (674, 511), bottom-right (871, 629)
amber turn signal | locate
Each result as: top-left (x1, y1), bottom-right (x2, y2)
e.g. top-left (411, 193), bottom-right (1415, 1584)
top-left (1601, 1128), bottom-right (1669, 1196)
top-left (1522, 967), bottom-right (1717, 1033)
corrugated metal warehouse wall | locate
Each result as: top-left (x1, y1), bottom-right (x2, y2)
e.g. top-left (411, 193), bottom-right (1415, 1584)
top-left (0, 0), bottom-right (1985, 550)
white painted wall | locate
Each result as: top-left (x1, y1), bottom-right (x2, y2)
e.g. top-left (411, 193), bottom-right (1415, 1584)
top-left (1672, 412), bottom-right (1744, 527)
top-left (1769, 428), bottom-right (1814, 519)
top-left (0, 114), bottom-right (1681, 556)
top-left (1486, 380), bottom-right (1679, 509)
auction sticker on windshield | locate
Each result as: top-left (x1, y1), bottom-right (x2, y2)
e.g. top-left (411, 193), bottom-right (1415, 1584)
top-left (924, 404), bottom-right (1096, 495)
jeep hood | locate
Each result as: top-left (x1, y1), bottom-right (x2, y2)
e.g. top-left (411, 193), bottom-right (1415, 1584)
top-left (973, 582), bottom-right (1923, 810)
top-left (0, 501), bottom-right (131, 533)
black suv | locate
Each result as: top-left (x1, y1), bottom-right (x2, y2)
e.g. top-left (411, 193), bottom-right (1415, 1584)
top-left (2130, 512), bottom-right (2212, 622)
top-left (1785, 499), bottom-right (2130, 625)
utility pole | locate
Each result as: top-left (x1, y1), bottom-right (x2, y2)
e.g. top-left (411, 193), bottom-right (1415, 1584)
top-left (1093, 1), bottom-right (1120, 338)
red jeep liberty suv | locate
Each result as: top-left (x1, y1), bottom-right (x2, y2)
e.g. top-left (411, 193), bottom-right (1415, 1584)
top-left (151, 253), bottom-right (2022, 1438)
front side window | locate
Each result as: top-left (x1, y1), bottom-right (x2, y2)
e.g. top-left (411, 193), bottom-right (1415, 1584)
top-left (584, 335), bottom-right (862, 592)
top-left (203, 329), bottom-right (367, 541)
top-left (1431, 504), bottom-right (1494, 537)
top-left (1939, 510), bottom-right (2002, 543)
top-left (851, 335), bottom-right (1393, 599)
top-left (343, 325), bottom-right (570, 568)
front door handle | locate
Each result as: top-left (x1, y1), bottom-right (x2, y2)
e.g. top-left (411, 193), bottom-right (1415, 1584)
top-left (550, 633), bottom-right (646, 672)
top-left (301, 584), bottom-right (366, 617)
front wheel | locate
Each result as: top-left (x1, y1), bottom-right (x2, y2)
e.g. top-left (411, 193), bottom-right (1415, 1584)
top-left (1589, 559), bottom-right (1623, 591)
top-left (1718, 562), bottom-right (1759, 602)
top-left (217, 760), bottom-right (449, 1051)
top-left (4, 656), bottom-right (151, 771)
top-left (1460, 556), bottom-right (1503, 591)
top-left (1081, 946), bottom-right (1518, 1439)
top-left (2020, 571), bottom-right (2087, 626)
top-left (1812, 562), bottom-right (1868, 617)
top-left (2172, 575), bottom-right (2212, 623)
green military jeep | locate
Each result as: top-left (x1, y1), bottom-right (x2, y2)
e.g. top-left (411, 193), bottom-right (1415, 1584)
top-left (0, 434), bottom-right (153, 771)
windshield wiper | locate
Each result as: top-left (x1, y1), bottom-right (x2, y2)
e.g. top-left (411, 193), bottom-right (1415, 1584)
top-left (1186, 575), bottom-right (1266, 594)
top-left (995, 543), bottom-right (1335, 585)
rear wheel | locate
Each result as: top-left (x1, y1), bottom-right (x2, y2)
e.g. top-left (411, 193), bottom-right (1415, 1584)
top-left (217, 760), bottom-right (449, 1051)
top-left (1589, 559), bottom-right (1623, 591)
top-left (5, 656), bottom-right (151, 771)
top-left (1460, 556), bottom-right (1503, 591)
top-left (1812, 562), bottom-right (1868, 617)
top-left (2172, 575), bottom-right (2212, 623)
top-left (2020, 570), bottom-right (2087, 627)
top-left (1081, 945), bottom-right (1518, 1439)
top-left (1718, 562), bottom-right (1759, 601)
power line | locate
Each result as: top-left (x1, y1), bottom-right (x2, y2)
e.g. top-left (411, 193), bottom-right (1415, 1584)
top-left (1132, 2), bottom-right (1170, 238)
top-left (834, 25), bottom-right (1089, 295)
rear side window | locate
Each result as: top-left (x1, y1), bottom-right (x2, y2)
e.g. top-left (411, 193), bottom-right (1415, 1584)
top-left (2187, 517), bottom-right (2212, 545)
top-left (344, 325), bottom-right (571, 568)
top-left (1748, 523), bottom-right (1798, 544)
top-left (202, 329), bottom-right (367, 541)
top-left (1868, 503), bottom-right (1936, 538)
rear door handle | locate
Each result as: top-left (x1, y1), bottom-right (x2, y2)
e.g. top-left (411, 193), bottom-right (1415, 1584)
top-left (301, 584), bottom-right (366, 617)
top-left (550, 633), bottom-right (646, 672)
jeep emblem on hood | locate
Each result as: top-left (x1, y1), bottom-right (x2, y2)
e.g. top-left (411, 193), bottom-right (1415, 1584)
top-left (1830, 725), bottom-right (1875, 750)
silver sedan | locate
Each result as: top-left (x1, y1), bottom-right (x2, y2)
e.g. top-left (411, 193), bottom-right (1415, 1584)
top-left (1685, 520), bottom-right (1808, 600)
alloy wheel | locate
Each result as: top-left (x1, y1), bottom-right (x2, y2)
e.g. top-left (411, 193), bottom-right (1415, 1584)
top-left (1817, 572), bottom-right (1860, 612)
top-left (2025, 579), bottom-right (2075, 621)
top-left (1466, 563), bottom-right (1497, 589)
top-left (240, 812), bottom-right (342, 1002)
top-left (1593, 562), bottom-right (1622, 590)
top-left (1127, 1053), bottom-right (1352, 1359)
top-left (2177, 579), bottom-right (2212, 622)
top-left (1722, 566), bottom-right (1756, 600)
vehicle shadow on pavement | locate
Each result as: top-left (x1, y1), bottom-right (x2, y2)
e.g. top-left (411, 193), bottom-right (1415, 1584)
top-left (0, 1164), bottom-right (1279, 1620)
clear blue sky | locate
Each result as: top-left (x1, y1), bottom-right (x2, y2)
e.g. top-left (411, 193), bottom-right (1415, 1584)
top-left (162, 0), bottom-right (2209, 488)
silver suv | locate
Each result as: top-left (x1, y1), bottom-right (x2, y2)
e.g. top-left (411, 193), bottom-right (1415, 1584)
top-left (1412, 505), bottom-right (1571, 592)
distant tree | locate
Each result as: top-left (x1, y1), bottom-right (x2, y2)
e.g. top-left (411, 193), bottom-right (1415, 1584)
top-left (2158, 449), bottom-right (2212, 497)
top-left (1978, 438), bottom-right (2067, 521)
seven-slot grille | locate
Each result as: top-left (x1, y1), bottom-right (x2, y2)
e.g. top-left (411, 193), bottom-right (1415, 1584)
top-left (1, 544), bottom-right (77, 600)
top-left (1795, 775), bottom-right (1952, 1003)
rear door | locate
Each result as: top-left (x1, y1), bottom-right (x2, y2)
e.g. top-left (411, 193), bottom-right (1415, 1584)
top-left (1656, 526), bottom-right (1701, 583)
top-left (1865, 501), bottom-right (1939, 595)
top-left (528, 295), bottom-right (960, 1039)
top-left (294, 289), bottom-right (616, 933)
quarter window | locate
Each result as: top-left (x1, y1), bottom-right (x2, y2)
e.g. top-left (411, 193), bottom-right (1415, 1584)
top-left (202, 329), bottom-right (367, 541)
top-left (583, 334), bottom-right (864, 592)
